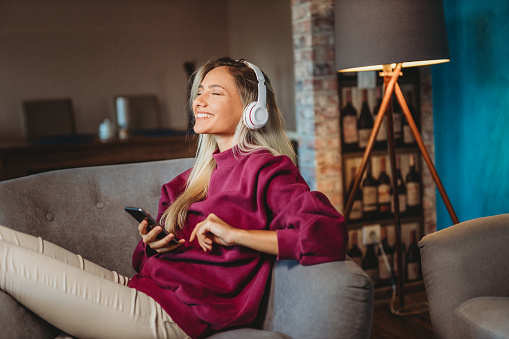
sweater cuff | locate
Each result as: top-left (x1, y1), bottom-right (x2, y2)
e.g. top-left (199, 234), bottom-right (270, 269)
top-left (276, 228), bottom-right (301, 261)
top-left (143, 241), bottom-right (158, 257)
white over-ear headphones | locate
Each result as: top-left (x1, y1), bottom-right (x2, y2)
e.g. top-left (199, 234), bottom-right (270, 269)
top-left (242, 61), bottom-right (268, 130)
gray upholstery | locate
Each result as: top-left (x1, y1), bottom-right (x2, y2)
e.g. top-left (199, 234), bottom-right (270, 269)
top-left (455, 297), bottom-right (509, 339)
top-left (0, 290), bottom-right (60, 339)
top-left (0, 158), bottom-right (374, 338)
top-left (419, 214), bottom-right (509, 339)
top-left (207, 328), bottom-right (289, 339)
top-left (264, 260), bottom-right (373, 339)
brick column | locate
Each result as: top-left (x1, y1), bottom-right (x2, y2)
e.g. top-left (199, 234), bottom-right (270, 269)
top-left (292, 0), bottom-right (343, 211)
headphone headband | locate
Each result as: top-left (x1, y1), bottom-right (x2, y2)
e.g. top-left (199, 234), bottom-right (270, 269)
top-left (241, 60), bottom-right (269, 130)
top-left (243, 61), bottom-right (267, 108)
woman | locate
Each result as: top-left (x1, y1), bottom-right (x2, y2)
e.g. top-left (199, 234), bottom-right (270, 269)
top-left (0, 57), bottom-right (347, 339)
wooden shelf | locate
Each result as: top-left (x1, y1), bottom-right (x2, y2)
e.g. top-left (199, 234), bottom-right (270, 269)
top-left (346, 214), bottom-right (423, 230)
top-left (0, 134), bottom-right (198, 181)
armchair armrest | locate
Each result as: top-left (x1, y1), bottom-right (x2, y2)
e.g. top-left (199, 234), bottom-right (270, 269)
top-left (419, 214), bottom-right (509, 339)
top-left (263, 260), bottom-right (374, 339)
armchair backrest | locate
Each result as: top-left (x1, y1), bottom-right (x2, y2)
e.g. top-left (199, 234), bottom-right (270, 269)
top-left (0, 158), bottom-right (195, 277)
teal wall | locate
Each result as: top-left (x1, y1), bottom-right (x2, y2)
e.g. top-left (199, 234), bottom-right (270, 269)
top-left (432, 0), bottom-right (509, 229)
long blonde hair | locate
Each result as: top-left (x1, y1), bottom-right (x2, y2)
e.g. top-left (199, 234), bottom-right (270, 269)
top-left (160, 57), bottom-right (295, 234)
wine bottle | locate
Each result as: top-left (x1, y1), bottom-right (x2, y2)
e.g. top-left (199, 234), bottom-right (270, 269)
top-left (377, 227), bottom-right (393, 287)
top-left (403, 91), bottom-right (416, 145)
top-left (391, 95), bottom-right (403, 146)
top-left (362, 161), bottom-right (378, 220)
top-left (405, 229), bottom-right (422, 282)
top-left (377, 157), bottom-right (391, 215)
top-left (406, 154), bottom-right (421, 215)
top-left (347, 231), bottom-right (363, 267)
top-left (391, 156), bottom-right (407, 215)
top-left (342, 88), bottom-right (358, 151)
top-left (347, 167), bottom-right (363, 220)
top-left (362, 243), bottom-right (379, 286)
top-left (373, 86), bottom-right (387, 149)
top-left (358, 89), bottom-right (374, 149)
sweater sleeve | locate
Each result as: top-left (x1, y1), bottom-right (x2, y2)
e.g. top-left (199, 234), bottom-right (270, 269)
top-left (261, 156), bottom-right (348, 266)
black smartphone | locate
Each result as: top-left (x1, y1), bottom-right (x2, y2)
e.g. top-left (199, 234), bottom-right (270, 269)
top-left (124, 207), bottom-right (179, 245)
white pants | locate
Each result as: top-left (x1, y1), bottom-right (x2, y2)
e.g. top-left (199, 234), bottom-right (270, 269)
top-left (0, 225), bottom-right (189, 339)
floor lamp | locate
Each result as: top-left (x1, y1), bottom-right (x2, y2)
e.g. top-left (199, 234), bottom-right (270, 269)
top-left (334, 0), bottom-right (459, 309)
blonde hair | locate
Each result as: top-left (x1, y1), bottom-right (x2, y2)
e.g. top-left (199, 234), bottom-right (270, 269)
top-left (161, 57), bottom-right (295, 234)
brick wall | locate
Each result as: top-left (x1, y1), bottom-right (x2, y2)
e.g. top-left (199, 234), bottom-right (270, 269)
top-left (292, 0), bottom-right (343, 211)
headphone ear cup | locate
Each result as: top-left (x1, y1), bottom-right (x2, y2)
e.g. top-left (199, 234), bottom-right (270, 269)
top-left (243, 102), bottom-right (268, 130)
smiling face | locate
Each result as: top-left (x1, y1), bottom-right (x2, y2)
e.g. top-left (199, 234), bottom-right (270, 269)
top-left (192, 66), bottom-right (244, 151)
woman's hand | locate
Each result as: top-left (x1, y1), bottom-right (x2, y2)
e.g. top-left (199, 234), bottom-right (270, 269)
top-left (138, 220), bottom-right (185, 254)
top-left (190, 213), bottom-right (279, 255)
top-left (190, 213), bottom-right (239, 252)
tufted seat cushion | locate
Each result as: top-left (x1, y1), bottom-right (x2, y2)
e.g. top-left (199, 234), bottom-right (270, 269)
top-left (0, 159), bottom-right (195, 277)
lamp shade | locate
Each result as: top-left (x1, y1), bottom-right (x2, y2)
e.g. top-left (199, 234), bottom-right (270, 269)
top-left (334, 0), bottom-right (450, 72)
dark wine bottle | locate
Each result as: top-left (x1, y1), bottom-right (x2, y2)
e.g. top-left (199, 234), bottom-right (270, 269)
top-left (405, 229), bottom-right (422, 282)
top-left (342, 88), bottom-right (358, 152)
top-left (377, 157), bottom-right (391, 215)
top-left (377, 227), bottom-right (393, 287)
top-left (391, 156), bottom-right (407, 215)
top-left (403, 91), bottom-right (416, 145)
top-left (362, 243), bottom-right (379, 286)
top-left (362, 161), bottom-right (378, 220)
top-left (391, 95), bottom-right (403, 146)
top-left (406, 154), bottom-right (421, 215)
top-left (347, 167), bottom-right (363, 220)
top-left (358, 89), bottom-right (373, 149)
top-left (373, 86), bottom-right (387, 149)
top-left (347, 231), bottom-right (363, 267)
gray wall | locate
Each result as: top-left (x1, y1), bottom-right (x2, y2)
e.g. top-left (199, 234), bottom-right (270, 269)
top-left (0, 0), bottom-right (295, 139)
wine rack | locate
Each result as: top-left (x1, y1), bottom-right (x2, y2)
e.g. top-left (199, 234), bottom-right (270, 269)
top-left (338, 69), bottom-right (424, 289)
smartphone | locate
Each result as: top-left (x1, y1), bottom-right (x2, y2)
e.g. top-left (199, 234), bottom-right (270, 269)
top-left (124, 207), bottom-right (179, 245)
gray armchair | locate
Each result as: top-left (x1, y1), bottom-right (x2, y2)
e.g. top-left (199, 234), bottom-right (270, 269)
top-left (419, 214), bottom-right (509, 339)
top-left (0, 158), bottom-right (374, 339)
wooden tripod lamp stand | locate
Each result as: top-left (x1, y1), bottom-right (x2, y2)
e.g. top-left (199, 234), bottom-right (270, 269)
top-left (334, 0), bottom-right (459, 309)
